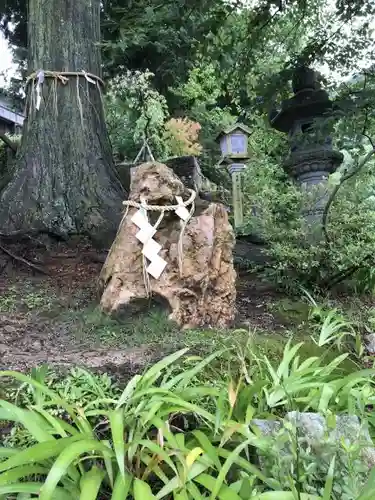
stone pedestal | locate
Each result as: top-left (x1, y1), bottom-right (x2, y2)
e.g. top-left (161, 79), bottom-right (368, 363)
top-left (228, 163), bottom-right (245, 228)
top-left (284, 149), bottom-right (344, 224)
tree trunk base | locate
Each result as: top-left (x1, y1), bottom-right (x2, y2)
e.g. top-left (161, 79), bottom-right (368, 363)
top-left (0, 0), bottom-right (126, 247)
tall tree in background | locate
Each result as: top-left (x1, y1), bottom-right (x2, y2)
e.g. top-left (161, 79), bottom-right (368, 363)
top-left (0, 0), bottom-right (125, 243)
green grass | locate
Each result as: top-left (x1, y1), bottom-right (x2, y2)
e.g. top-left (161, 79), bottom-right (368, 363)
top-left (56, 303), bottom-right (359, 378)
top-left (267, 298), bottom-right (311, 326)
top-left (60, 304), bottom-right (244, 351)
top-left (0, 279), bottom-right (366, 381)
top-left (0, 283), bottom-right (57, 313)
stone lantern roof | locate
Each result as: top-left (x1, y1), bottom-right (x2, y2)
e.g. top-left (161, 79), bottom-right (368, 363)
top-left (269, 67), bottom-right (333, 133)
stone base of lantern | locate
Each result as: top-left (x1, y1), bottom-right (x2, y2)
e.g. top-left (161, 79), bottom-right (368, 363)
top-left (283, 149), bottom-right (343, 183)
top-left (283, 149), bottom-right (343, 229)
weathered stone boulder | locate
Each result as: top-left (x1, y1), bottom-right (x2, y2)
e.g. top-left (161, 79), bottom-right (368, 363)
top-left (99, 161), bottom-right (236, 329)
top-left (253, 412), bottom-right (375, 469)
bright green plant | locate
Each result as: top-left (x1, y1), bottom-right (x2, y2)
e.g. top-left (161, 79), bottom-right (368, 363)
top-left (2, 366), bottom-right (121, 450)
top-left (233, 331), bottom-right (375, 416)
top-left (241, 141), bottom-right (375, 291)
top-left (1, 344), bottom-right (375, 498)
top-left (0, 349), bottom-right (281, 499)
top-left (300, 289), bottom-right (365, 357)
top-left (105, 70), bottom-right (170, 162)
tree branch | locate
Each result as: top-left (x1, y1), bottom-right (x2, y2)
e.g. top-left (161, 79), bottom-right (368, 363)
top-left (0, 133), bottom-right (18, 153)
top-left (322, 147), bottom-right (375, 246)
top-left (325, 253), bottom-right (372, 289)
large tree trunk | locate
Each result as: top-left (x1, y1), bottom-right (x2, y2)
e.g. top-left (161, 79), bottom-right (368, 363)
top-left (0, 0), bottom-right (126, 245)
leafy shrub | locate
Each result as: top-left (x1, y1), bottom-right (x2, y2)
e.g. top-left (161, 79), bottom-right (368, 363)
top-left (2, 366), bottom-right (120, 449)
top-left (1, 335), bottom-right (375, 499)
top-left (163, 118), bottom-right (202, 157)
top-left (105, 70), bottom-right (170, 162)
top-left (169, 63), bottom-right (236, 185)
top-left (241, 147), bottom-right (375, 291)
top-left (105, 71), bottom-right (205, 164)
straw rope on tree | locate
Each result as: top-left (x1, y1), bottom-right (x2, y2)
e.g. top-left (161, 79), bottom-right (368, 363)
top-left (0, 0), bottom-right (125, 241)
top-left (25, 70), bottom-right (105, 128)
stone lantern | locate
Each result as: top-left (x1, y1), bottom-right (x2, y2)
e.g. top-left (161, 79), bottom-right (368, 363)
top-left (269, 66), bottom-right (343, 224)
top-left (216, 123), bottom-right (251, 228)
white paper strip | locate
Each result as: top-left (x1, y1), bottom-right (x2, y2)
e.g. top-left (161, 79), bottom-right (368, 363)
top-left (35, 70), bottom-right (44, 111)
top-left (136, 226), bottom-right (156, 244)
top-left (131, 209), bottom-right (148, 228)
top-left (175, 196), bottom-right (190, 221)
top-left (36, 92), bottom-right (41, 111)
top-left (82, 70), bottom-right (96, 85)
top-left (147, 254), bottom-right (167, 279)
top-left (142, 239), bottom-right (162, 261)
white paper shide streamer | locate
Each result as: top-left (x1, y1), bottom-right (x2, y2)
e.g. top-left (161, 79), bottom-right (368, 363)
top-left (35, 70), bottom-right (44, 111)
top-left (130, 194), bottom-right (194, 280)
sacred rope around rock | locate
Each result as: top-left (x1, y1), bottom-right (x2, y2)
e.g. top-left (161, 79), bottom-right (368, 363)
top-left (122, 189), bottom-right (197, 295)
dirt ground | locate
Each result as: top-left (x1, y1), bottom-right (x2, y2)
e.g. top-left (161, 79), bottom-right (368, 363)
top-left (0, 238), bottom-right (289, 375)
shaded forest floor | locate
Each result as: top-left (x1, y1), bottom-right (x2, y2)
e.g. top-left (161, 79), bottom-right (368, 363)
top-left (0, 238), bottom-right (371, 376)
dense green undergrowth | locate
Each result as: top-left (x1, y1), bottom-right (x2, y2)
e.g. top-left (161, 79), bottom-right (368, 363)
top-left (1, 304), bottom-right (375, 500)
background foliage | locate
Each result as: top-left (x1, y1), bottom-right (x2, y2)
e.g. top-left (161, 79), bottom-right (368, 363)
top-left (2, 0), bottom-right (375, 287)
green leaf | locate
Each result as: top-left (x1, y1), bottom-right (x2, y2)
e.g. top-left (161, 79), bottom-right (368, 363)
top-left (0, 483), bottom-right (71, 499)
top-left (276, 341), bottom-right (304, 379)
top-left (102, 440), bottom-right (114, 488)
top-left (116, 374), bottom-right (142, 408)
top-left (39, 440), bottom-right (113, 500)
top-left (0, 435), bottom-right (86, 473)
top-left (111, 471), bottom-right (133, 500)
top-left (192, 430), bottom-right (221, 470)
top-left (318, 384), bottom-right (335, 412)
top-left (186, 481), bottom-right (205, 500)
top-left (195, 473), bottom-right (242, 500)
top-left (157, 397), bottom-right (216, 424)
top-left (138, 440), bottom-right (179, 476)
top-left (322, 455), bottom-right (335, 500)
top-left (0, 401), bottom-right (52, 443)
top-left (0, 465), bottom-right (49, 486)
top-left (109, 409), bottom-right (125, 478)
top-left (0, 448), bottom-right (19, 459)
top-left (217, 448), bottom-right (280, 490)
top-left (173, 491), bottom-right (189, 500)
top-left (79, 466), bottom-right (105, 500)
top-left (210, 440), bottom-right (254, 499)
top-left (166, 350), bottom-right (223, 390)
top-left (134, 478), bottom-right (157, 499)
top-left (358, 466), bottom-right (375, 500)
top-left (141, 349), bottom-right (189, 387)
top-left (32, 407), bottom-right (69, 438)
top-left (252, 494), bottom-right (321, 500)
top-left (156, 462), bottom-right (209, 499)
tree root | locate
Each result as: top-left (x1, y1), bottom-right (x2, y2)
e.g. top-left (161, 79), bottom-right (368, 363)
top-left (0, 242), bottom-right (49, 275)
top-left (0, 230), bottom-right (65, 242)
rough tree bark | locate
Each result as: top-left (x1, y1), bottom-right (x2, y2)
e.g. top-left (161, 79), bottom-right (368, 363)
top-left (0, 0), bottom-right (126, 245)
